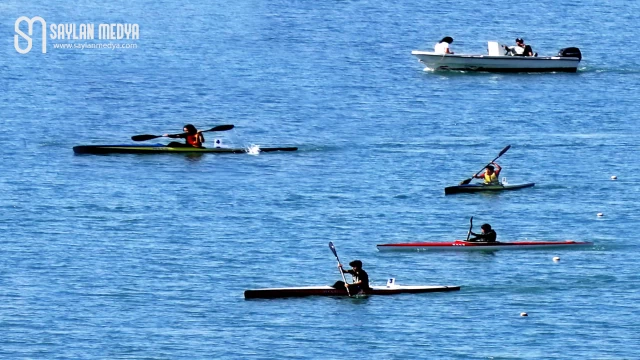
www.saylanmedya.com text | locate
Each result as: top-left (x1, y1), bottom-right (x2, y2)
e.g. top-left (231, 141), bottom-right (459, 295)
top-left (53, 43), bottom-right (138, 50)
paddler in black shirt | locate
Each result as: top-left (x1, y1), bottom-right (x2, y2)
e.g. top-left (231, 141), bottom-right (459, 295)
top-left (468, 223), bottom-right (497, 242)
top-left (335, 260), bottom-right (371, 294)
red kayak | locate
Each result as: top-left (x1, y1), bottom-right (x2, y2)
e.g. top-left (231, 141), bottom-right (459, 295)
top-left (376, 240), bottom-right (594, 252)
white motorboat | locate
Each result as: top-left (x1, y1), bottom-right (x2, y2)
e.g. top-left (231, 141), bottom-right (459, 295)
top-left (412, 42), bottom-right (581, 73)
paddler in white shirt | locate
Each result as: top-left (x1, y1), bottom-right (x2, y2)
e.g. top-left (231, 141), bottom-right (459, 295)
top-left (434, 36), bottom-right (454, 54)
top-left (503, 38), bottom-right (535, 56)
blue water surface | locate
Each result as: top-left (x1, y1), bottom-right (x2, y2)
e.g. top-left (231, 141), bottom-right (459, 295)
top-left (2, 0), bottom-right (640, 358)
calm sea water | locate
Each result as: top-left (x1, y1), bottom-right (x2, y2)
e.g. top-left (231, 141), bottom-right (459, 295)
top-left (2, 0), bottom-right (640, 358)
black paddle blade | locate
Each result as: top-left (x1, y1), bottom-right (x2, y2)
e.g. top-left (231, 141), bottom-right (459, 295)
top-left (459, 178), bottom-right (472, 185)
top-left (499, 144), bottom-right (511, 157)
top-left (329, 241), bottom-right (338, 257)
top-left (131, 134), bottom-right (161, 141)
top-left (466, 216), bottom-right (474, 241)
top-left (207, 124), bottom-right (234, 132)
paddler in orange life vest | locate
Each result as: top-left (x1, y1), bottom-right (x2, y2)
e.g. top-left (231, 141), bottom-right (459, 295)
top-left (163, 124), bottom-right (205, 148)
top-left (473, 162), bottom-right (502, 185)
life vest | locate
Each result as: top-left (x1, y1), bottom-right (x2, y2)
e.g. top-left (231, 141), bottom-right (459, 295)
top-left (484, 172), bottom-right (499, 184)
top-left (186, 134), bottom-right (201, 147)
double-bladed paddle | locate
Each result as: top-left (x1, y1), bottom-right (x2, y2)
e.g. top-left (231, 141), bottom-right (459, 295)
top-left (465, 216), bottom-right (474, 242)
top-left (131, 124), bottom-right (235, 142)
top-left (329, 241), bottom-right (351, 297)
top-left (459, 145), bottom-right (511, 185)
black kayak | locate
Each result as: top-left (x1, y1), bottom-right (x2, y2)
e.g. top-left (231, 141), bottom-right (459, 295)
top-left (73, 144), bottom-right (298, 155)
top-left (444, 182), bottom-right (535, 195)
top-left (244, 285), bottom-right (461, 299)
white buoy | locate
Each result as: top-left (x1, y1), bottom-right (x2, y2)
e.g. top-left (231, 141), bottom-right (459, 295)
top-left (520, 312), bottom-right (528, 317)
top-left (553, 256), bottom-right (560, 262)
top-left (597, 213), bottom-right (604, 217)
top-left (611, 176), bottom-right (617, 180)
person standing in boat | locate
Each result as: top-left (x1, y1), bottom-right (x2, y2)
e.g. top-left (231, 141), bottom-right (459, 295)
top-left (434, 36), bottom-right (454, 54)
top-left (503, 38), bottom-right (535, 56)
top-left (472, 162), bottom-right (502, 185)
top-left (163, 124), bottom-right (205, 148)
top-left (335, 260), bottom-right (371, 294)
top-left (468, 223), bottom-right (498, 242)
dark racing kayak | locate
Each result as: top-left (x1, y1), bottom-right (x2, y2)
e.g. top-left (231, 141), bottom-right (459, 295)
top-left (444, 182), bottom-right (535, 195)
top-left (73, 144), bottom-right (298, 155)
top-left (377, 240), bottom-right (594, 252)
top-left (244, 285), bottom-right (461, 299)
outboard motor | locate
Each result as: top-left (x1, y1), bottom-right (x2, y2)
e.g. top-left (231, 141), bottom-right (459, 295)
top-left (558, 47), bottom-right (582, 61)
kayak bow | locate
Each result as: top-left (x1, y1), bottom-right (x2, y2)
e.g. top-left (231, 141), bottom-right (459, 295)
top-left (377, 240), bottom-right (594, 252)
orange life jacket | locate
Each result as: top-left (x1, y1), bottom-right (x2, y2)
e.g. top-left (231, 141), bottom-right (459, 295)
top-left (186, 134), bottom-right (201, 147)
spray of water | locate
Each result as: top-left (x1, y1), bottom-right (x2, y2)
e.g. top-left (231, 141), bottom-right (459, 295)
top-left (246, 144), bottom-right (261, 155)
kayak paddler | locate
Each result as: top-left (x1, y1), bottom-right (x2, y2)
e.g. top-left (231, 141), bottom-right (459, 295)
top-left (472, 162), bottom-right (501, 185)
top-left (334, 260), bottom-right (371, 294)
top-left (163, 124), bottom-right (205, 148)
top-left (468, 223), bottom-right (497, 242)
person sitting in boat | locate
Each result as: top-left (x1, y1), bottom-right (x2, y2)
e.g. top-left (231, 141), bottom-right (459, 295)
top-left (163, 124), bottom-right (205, 148)
top-left (334, 260), bottom-right (371, 294)
top-left (503, 38), bottom-right (535, 57)
top-left (434, 36), bottom-right (454, 54)
top-left (472, 162), bottom-right (502, 185)
top-left (469, 223), bottom-right (497, 242)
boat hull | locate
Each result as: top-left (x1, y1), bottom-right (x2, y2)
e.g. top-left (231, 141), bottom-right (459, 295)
top-left (411, 51), bottom-right (580, 73)
top-left (73, 144), bottom-right (298, 155)
top-left (244, 285), bottom-right (461, 299)
top-left (377, 240), bottom-right (594, 252)
top-left (444, 183), bottom-right (535, 195)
